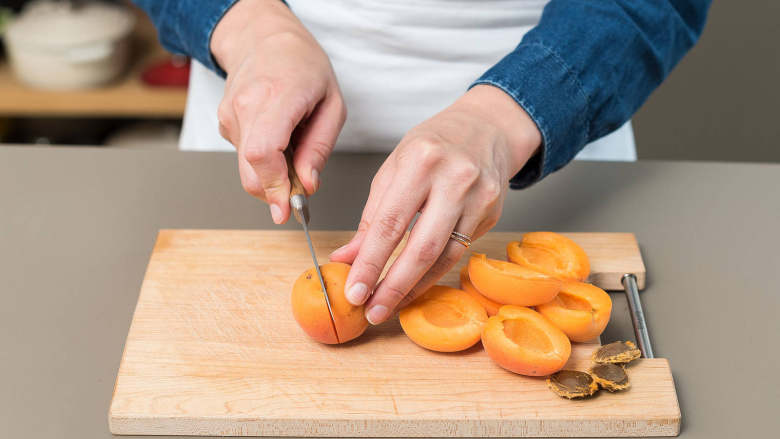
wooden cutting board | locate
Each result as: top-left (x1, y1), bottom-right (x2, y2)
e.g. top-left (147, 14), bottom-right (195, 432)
top-left (109, 230), bottom-right (678, 437)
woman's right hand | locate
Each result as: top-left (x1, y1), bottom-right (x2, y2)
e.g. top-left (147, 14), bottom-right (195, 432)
top-left (211, 0), bottom-right (346, 224)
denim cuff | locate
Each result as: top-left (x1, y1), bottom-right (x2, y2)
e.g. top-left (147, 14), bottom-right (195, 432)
top-left (470, 42), bottom-right (590, 189)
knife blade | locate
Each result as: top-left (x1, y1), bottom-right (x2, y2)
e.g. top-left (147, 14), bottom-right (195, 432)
top-left (284, 148), bottom-right (338, 339)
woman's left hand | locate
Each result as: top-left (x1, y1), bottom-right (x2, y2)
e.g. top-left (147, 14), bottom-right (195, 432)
top-left (329, 85), bottom-right (542, 324)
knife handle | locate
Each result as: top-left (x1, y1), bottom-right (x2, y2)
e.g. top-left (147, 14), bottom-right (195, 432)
top-left (283, 147), bottom-right (307, 198)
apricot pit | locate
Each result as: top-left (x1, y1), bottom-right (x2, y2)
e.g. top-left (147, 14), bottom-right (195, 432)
top-left (592, 341), bottom-right (641, 364)
top-left (590, 363), bottom-right (630, 392)
top-left (547, 370), bottom-right (599, 399)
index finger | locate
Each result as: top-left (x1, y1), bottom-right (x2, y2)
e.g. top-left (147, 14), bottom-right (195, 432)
top-left (239, 90), bottom-right (310, 224)
top-left (343, 174), bottom-right (427, 315)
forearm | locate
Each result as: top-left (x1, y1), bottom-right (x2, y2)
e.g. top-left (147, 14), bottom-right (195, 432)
top-left (472, 0), bottom-right (712, 188)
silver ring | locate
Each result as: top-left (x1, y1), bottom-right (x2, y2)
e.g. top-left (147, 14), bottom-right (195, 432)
top-left (449, 231), bottom-right (472, 248)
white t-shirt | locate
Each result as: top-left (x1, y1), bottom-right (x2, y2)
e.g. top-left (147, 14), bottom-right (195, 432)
top-left (180, 0), bottom-right (636, 162)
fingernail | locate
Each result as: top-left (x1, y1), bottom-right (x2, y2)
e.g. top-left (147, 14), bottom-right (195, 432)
top-left (311, 168), bottom-right (319, 192)
top-left (366, 305), bottom-right (389, 325)
top-left (345, 282), bottom-right (368, 305)
top-left (269, 204), bottom-right (282, 224)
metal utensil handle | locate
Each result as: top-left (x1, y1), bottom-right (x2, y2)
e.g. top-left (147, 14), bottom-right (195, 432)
top-left (621, 273), bottom-right (654, 358)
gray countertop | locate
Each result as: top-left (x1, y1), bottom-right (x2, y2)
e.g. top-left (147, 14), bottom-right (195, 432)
top-left (0, 145), bottom-right (777, 438)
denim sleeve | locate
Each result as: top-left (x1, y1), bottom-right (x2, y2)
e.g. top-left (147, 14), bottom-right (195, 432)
top-left (132, 0), bottom-right (241, 77)
top-left (472, 0), bottom-right (711, 189)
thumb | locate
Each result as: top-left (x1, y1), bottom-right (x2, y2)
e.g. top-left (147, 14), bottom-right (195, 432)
top-left (292, 89), bottom-right (346, 194)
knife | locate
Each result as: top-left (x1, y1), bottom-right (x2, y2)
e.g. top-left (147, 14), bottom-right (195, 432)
top-left (284, 148), bottom-right (338, 336)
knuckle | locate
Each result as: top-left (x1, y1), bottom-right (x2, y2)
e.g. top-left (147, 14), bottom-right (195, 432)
top-left (357, 219), bottom-right (371, 233)
top-left (479, 179), bottom-right (503, 204)
top-left (241, 176), bottom-right (264, 197)
top-left (413, 137), bottom-right (446, 168)
top-left (233, 82), bottom-right (275, 114)
top-left (359, 258), bottom-right (385, 280)
top-left (439, 245), bottom-right (465, 270)
top-left (415, 239), bottom-right (442, 266)
top-left (451, 161), bottom-right (481, 185)
top-left (377, 212), bottom-right (406, 241)
top-left (381, 283), bottom-right (408, 304)
top-left (243, 147), bottom-right (269, 165)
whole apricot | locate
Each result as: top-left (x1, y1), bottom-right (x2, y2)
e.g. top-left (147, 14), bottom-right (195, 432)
top-left (482, 305), bottom-right (571, 376)
top-left (507, 232), bottom-right (590, 281)
top-left (536, 281), bottom-right (612, 342)
top-left (399, 286), bottom-right (488, 352)
top-left (459, 266), bottom-right (502, 316)
top-left (291, 262), bottom-right (368, 344)
top-left (468, 253), bottom-right (562, 306)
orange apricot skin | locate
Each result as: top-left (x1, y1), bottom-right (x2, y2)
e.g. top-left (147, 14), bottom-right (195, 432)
top-left (482, 305), bottom-right (571, 376)
top-left (459, 266), bottom-right (502, 316)
top-left (399, 285), bottom-right (488, 352)
top-left (536, 281), bottom-right (612, 342)
top-left (291, 262), bottom-right (368, 344)
top-left (468, 253), bottom-right (562, 306)
top-left (507, 232), bottom-right (590, 281)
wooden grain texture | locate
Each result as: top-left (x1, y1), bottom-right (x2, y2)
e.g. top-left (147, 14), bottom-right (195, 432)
top-left (109, 230), bottom-right (672, 437)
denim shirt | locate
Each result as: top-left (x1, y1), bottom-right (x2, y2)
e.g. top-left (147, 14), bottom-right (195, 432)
top-left (134, 0), bottom-right (711, 189)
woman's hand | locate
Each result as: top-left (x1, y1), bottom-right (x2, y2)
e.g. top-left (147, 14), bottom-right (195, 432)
top-left (211, 0), bottom-right (346, 224)
top-left (330, 85), bottom-right (542, 324)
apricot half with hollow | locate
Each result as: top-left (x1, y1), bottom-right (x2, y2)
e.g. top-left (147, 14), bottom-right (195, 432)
top-left (507, 232), bottom-right (590, 281)
top-left (291, 262), bottom-right (368, 344)
top-left (482, 305), bottom-right (571, 376)
top-left (459, 266), bottom-right (501, 316)
top-left (468, 253), bottom-right (562, 306)
top-left (400, 286), bottom-right (488, 352)
top-left (536, 281), bottom-right (612, 342)
top-left (590, 363), bottom-right (630, 392)
top-left (547, 370), bottom-right (599, 399)
top-left (592, 341), bottom-right (641, 364)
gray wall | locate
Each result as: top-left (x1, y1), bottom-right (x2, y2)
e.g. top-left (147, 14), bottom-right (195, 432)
top-left (633, 0), bottom-right (779, 163)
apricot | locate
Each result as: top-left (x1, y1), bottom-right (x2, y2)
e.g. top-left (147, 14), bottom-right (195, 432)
top-left (291, 262), bottom-right (368, 344)
top-left (507, 232), bottom-right (590, 281)
top-left (467, 253), bottom-right (562, 306)
top-left (482, 305), bottom-right (571, 376)
top-left (536, 281), bottom-right (612, 342)
top-left (399, 285), bottom-right (488, 352)
top-left (459, 266), bottom-right (501, 316)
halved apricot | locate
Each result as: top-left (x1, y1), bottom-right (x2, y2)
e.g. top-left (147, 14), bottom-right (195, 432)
top-left (399, 285), bottom-right (488, 352)
top-left (507, 232), bottom-right (590, 281)
top-left (291, 262), bottom-right (368, 344)
top-left (536, 281), bottom-right (612, 342)
top-left (467, 253), bottom-right (562, 306)
top-left (459, 266), bottom-right (501, 316)
top-left (482, 305), bottom-right (571, 376)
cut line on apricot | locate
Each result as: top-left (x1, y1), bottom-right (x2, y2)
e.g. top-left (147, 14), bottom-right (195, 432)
top-left (291, 262), bottom-right (368, 344)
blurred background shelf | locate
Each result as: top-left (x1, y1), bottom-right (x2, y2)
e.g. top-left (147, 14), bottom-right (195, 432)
top-left (0, 53), bottom-right (186, 118)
